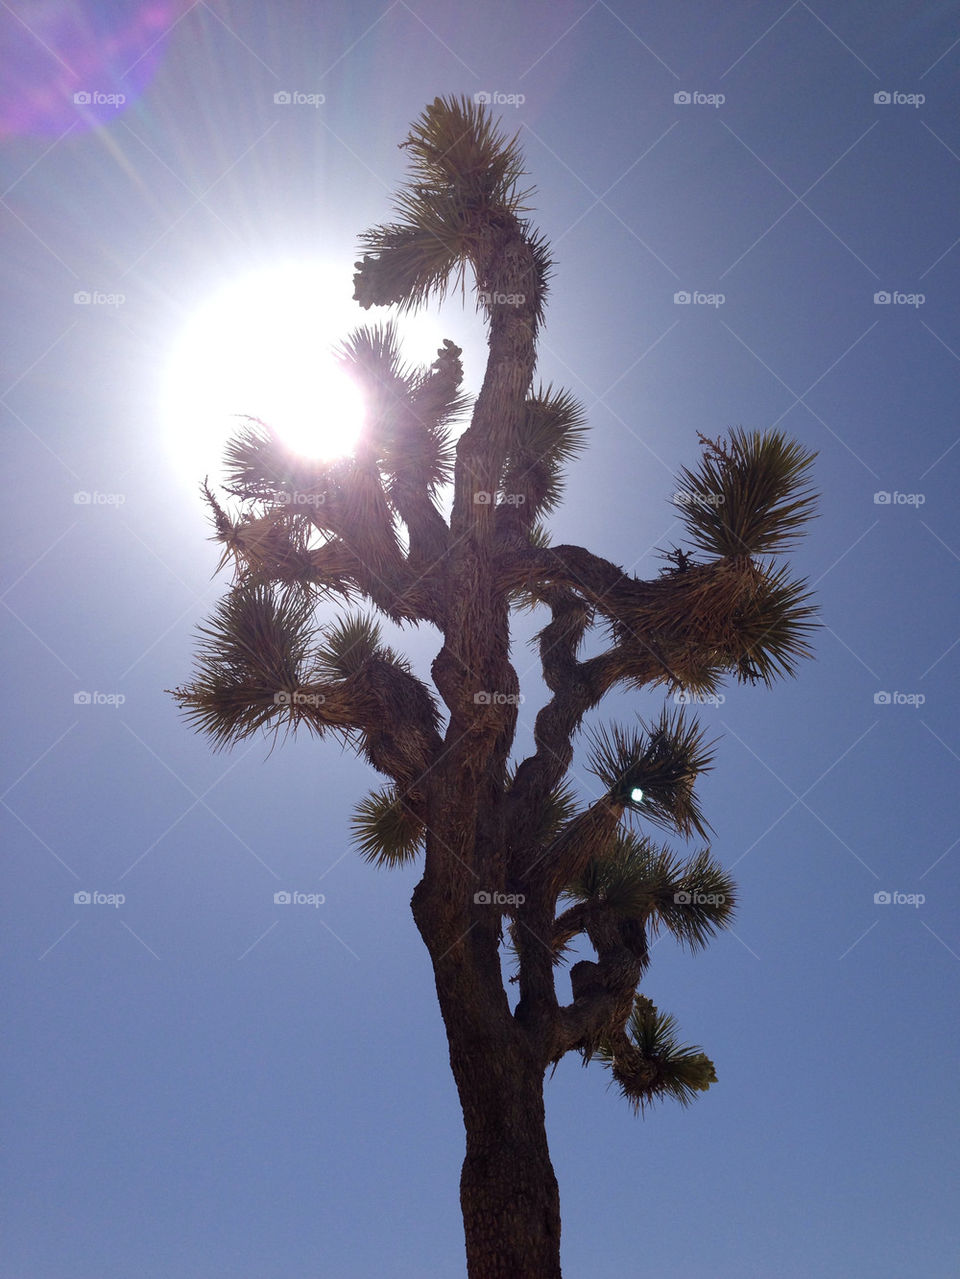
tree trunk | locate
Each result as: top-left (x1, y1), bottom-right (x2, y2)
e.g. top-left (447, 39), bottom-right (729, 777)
top-left (456, 1049), bottom-right (561, 1279)
top-left (413, 883), bottom-right (562, 1278)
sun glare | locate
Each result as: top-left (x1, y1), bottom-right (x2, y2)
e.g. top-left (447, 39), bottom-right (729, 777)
top-left (163, 260), bottom-right (446, 489)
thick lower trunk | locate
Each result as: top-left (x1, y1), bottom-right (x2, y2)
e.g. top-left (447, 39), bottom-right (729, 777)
top-left (457, 1055), bottom-right (561, 1278)
top-left (413, 881), bottom-right (562, 1278)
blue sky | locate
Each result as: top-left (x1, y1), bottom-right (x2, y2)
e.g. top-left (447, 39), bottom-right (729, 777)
top-left (2, 2), bottom-right (959, 1276)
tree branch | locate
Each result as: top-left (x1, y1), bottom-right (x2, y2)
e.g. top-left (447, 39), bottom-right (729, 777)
top-left (552, 942), bottom-right (644, 1063)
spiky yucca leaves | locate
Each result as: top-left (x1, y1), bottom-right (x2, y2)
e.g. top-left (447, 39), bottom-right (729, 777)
top-left (169, 583), bottom-right (320, 748)
top-left (412, 336), bottom-right (469, 427)
top-left (351, 785), bottom-right (425, 867)
top-left (532, 780), bottom-right (581, 845)
top-left (202, 490), bottom-right (329, 592)
top-left (214, 421), bottom-right (359, 580)
top-left (663, 846), bottom-right (736, 945)
top-left (585, 707), bottom-right (716, 839)
top-left (726, 559), bottom-right (818, 683)
top-left (597, 995), bottom-right (717, 1113)
top-left (221, 417), bottom-right (333, 506)
top-left (527, 521), bottom-right (553, 549)
top-left (315, 613), bottom-right (410, 681)
top-left (218, 412), bottom-right (405, 584)
top-left (405, 338), bottom-right (468, 486)
top-left (334, 320), bottom-right (411, 447)
top-left (561, 833), bottom-right (735, 955)
top-left (335, 323), bottom-right (467, 497)
top-left (611, 554), bottom-right (818, 690)
top-left (353, 96), bottom-right (550, 320)
top-left (674, 427), bottom-right (818, 559)
top-left (500, 385), bottom-right (589, 517)
top-left (502, 775), bottom-right (580, 858)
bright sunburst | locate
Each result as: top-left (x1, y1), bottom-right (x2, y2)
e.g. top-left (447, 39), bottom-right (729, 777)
top-left (163, 260), bottom-right (447, 488)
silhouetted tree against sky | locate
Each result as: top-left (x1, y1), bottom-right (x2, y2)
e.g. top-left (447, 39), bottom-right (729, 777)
top-left (172, 96), bottom-right (818, 1279)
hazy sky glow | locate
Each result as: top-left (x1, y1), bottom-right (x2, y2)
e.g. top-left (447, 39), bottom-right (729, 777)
top-left (163, 260), bottom-right (368, 470)
top-left (3, 3), bottom-right (959, 1277)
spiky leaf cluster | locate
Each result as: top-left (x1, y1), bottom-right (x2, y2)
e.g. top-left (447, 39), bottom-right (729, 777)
top-left (563, 833), bottom-right (735, 952)
top-left (353, 95), bottom-right (550, 320)
top-left (726, 558), bottom-right (818, 684)
top-left (597, 995), bottom-right (718, 1113)
top-left (221, 418), bottom-right (333, 506)
top-left (169, 583), bottom-right (319, 747)
top-left (315, 613), bottom-right (405, 681)
top-left (585, 708), bottom-right (716, 838)
top-left (351, 786), bottom-right (425, 867)
top-left (500, 385), bottom-right (589, 516)
top-left (529, 780), bottom-right (581, 846)
top-left (336, 322), bottom-right (466, 496)
top-left (674, 427), bottom-right (818, 559)
top-left (613, 554), bottom-right (818, 691)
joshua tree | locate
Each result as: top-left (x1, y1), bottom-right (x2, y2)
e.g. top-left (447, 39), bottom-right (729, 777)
top-left (171, 97), bottom-right (818, 1278)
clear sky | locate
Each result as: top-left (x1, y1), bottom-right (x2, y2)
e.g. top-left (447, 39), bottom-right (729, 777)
top-left (2, 3), bottom-right (959, 1276)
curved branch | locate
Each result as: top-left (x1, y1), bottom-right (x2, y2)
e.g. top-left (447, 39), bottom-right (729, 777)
top-left (552, 944), bottom-right (643, 1063)
top-left (505, 581), bottom-right (664, 871)
top-left (500, 543), bottom-right (816, 687)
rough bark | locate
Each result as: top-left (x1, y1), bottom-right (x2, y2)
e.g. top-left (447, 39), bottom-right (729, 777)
top-left (457, 1051), bottom-right (560, 1279)
top-left (412, 878), bottom-right (562, 1279)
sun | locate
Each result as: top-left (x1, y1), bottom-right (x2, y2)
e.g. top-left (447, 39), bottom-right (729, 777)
top-left (163, 260), bottom-right (446, 489)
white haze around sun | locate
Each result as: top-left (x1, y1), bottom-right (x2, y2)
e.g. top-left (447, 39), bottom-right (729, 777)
top-left (163, 260), bottom-right (449, 490)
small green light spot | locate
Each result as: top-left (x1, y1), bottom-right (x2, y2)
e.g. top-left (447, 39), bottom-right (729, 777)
top-left (630, 787), bottom-right (644, 804)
